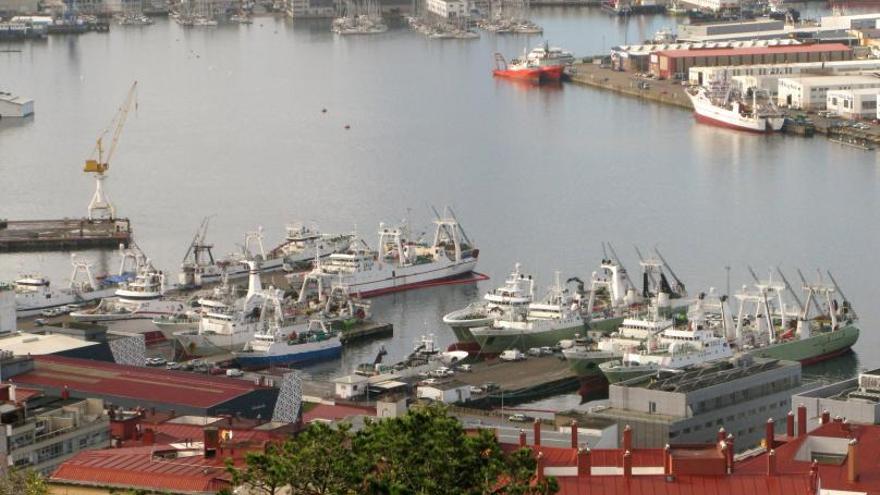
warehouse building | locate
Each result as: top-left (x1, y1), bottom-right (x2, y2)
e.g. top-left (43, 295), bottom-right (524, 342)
top-left (792, 369), bottom-right (880, 425)
top-left (678, 19), bottom-right (784, 40)
top-left (777, 74), bottom-right (880, 110)
top-left (826, 88), bottom-right (878, 119)
top-left (586, 357), bottom-right (809, 451)
top-left (5, 355), bottom-right (280, 419)
top-left (689, 58), bottom-right (880, 87)
top-left (650, 43), bottom-right (853, 80)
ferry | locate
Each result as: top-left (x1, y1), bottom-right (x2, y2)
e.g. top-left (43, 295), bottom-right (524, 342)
top-left (234, 319), bottom-right (342, 370)
top-left (13, 251), bottom-right (139, 318)
top-left (442, 263), bottom-right (535, 344)
top-left (289, 209), bottom-right (479, 298)
top-left (69, 260), bottom-right (185, 323)
top-left (687, 79), bottom-right (785, 133)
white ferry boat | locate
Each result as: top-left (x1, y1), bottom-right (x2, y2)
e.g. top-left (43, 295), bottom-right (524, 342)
top-left (290, 209), bottom-right (479, 298)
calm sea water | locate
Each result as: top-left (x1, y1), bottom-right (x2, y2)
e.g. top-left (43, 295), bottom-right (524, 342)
top-left (2, 8), bottom-right (879, 387)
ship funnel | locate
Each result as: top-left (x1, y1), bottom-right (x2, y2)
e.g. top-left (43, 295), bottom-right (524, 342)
top-left (246, 260), bottom-right (262, 300)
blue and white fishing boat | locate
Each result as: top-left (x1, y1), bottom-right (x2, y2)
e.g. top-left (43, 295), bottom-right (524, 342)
top-left (233, 319), bottom-right (342, 369)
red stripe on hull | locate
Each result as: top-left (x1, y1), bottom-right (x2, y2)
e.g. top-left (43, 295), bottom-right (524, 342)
top-left (694, 112), bottom-right (769, 134)
top-left (800, 346), bottom-right (853, 366)
top-left (358, 272), bottom-right (490, 298)
top-left (493, 66), bottom-right (564, 84)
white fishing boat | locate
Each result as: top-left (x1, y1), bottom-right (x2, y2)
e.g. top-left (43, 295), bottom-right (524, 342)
top-left (442, 262), bottom-right (535, 343)
top-left (290, 208), bottom-right (479, 298)
top-left (69, 258), bottom-right (185, 323)
top-left (687, 77), bottom-right (785, 133)
top-left (271, 222), bottom-right (354, 272)
top-left (178, 218), bottom-right (247, 288)
top-left (13, 251), bottom-right (139, 318)
top-left (234, 319), bottom-right (342, 369)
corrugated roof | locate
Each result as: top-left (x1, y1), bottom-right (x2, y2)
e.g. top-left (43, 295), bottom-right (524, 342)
top-left (555, 474), bottom-right (815, 494)
top-left (657, 43), bottom-right (852, 59)
top-left (50, 446), bottom-right (233, 495)
top-left (12, 355), bottom-right (264, 408)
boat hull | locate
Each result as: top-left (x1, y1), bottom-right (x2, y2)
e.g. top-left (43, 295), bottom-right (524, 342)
top-left (689, 93), bottom-right (785, 133)
top-left (473, 322), bottom-right (586, 355)
top-left (493, 65), bottom-right (564, 84)
top-left (337, 257), bottom-right (478, 298)
top-left (69, 299), bottom-right (186, 323)
top-left (234, 339), bottom-right (343, 370)
top-left (174, 331), bottom-right (251, 356)
top-left (564, 350), bottom-right (620, 378)
top-left (16, 287), bottom-right (117, 317)
top-left (746, 325), bottom-right (859, 365)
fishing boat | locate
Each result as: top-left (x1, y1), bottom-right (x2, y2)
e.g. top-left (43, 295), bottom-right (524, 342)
top-left (270, 222), bottom-right (354, 272)
top-left (177, 218), bottom-right (246, 288)
top-left (471, 272), bottom-right (587, 355)
top-left (13, 251), bottom-right (139, 318)
top-left (354, 334), bottom-right (445, 380)
top-left (234, 318), bottom-right (342, 369)
top-left (526, 42), bottom-right (575, 67)
top-left (687, 77), bottom-right (785, 133)
top-left (152, 311), bottom-right (201, 333)
top-left (493, 51), bottom-right (563, 84)
top-left (442, 262), bottom-right (534, 344)
top-left (289, 208), bottom-right (479, 298)
top-left (69, 259), bottom-right (185, 323)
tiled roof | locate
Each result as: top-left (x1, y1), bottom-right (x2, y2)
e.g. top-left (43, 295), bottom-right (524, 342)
top-left (657, 43), bottom-right (852, 59)
top-left (12, 355), bottom-right (264, 408)
top-left (556, 474), bottom-right (815, 495)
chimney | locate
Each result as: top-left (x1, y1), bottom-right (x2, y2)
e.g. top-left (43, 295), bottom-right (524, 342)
top-left (821, 410), bottom-right (830, 425)
top-left (623, 424), bottom-right (633, 452)
top-left (203, 427), bottom-right (220, 458)
top-left (61, 385), bottom-right (70, 400)
top-left (533, 419), bottom-right (541, 446)
top-left (570, 420), bottom-right (579, 449)
top-left (726, 434), bottom-right (735, 474)
top-left (142, 428), bottom-right (155, 446)
top-left (717, 426), bottom-right (726, 442)
top-left (847, 439), bottom-right (859, 482)
top-left (663, 444), bottom-right (672, 475)
top-left (8, 384), bottom-right (16, 403)
top-left (623, 450), bottom-right (632, 479)
top-left (765, 418), bottom-right (775, 452)
top-left (519, 429), bottom-right (527, 447)
top-left (786, 411), bottom-right (795, 437)
top-left (810, 460), bottom-right (820, 491)
top-left (536, 452), bottom-right (545, 482)
top-left (577, 446), bottom-right (591, 478)
top-left (797, 404), bottom-right (807, 436)
top-left (834, 416), bottom-right (844, 423)
top-left (767, 449), bottom-right (776, 476)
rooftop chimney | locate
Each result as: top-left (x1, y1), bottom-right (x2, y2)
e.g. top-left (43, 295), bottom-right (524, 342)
top-left (623, 450), bottom-right (632, 479)
top-left (767, 449), bottom-right (776, 476)
top-left (61, 385), bottom-right (70, 400)
top-left (797, 404), bottom-right (807, 437)
top-left (519, 429), bottom-right (526, 448)
top-left (717, 427), bottom-right (726, 442)
top-left (786, 411), bottom-right (795, 437)
top-left (834, 416), bottom-right (844, 423)
top-left (726, 434), bottom-right (735, 474)
top-left (821, 410), bottom-right (831, 425)
top-left (570, 420), bottom-right (579, 449)
top-left (765, 418), bottom-right (775, 452)
top-left (533, 419), bottom-right (541, 446)
top-left (203, 427), bottom-right (219, 459)
top-left (577, 446), bottom-right (591, 478)
top-left (664, 444), bottom-right (672, 475)
top-left (142, 428), bottom-right (155, 446)
top-left (536, 452), bottom-right (545, 482)
top-left (847, 439), bottom-right (859, 482)
top-left (623, 424), bottom-right (632, 452)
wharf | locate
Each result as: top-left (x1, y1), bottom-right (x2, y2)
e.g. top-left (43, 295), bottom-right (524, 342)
top-left (0, 217), bottom-right (132, 252)
top-left (339, 321), bottom-right (393, 343)
top-left (458, 355), bottom-right (579, 407)
top-left (567, 61), bottom-right (692, 110)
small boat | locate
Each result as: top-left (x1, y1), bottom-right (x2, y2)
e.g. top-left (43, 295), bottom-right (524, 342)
top-left (234, 319), bottom-right (342, 369)
top-left (493, 52), bottom-right (563, 84)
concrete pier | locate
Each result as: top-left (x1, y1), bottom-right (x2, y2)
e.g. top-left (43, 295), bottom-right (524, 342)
top-left (567, 62), bottom-right (692, 110)
top-left (0, 218), bottom-right (132, 252)
top-left (457, 355), bottom-right (579, 407)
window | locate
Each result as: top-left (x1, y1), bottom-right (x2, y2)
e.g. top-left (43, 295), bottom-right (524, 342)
top-left (649, 401), bottom-right (657, 414)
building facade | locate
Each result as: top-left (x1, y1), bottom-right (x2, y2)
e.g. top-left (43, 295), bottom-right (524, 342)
top-left (425, 0), bottom-right (467, 19)
top-left (826, 88), bottom-right (878, 119)
top-left (777, 75), bottom-right (880, 110)
top-left (793, 369), bottom-right (880, 425)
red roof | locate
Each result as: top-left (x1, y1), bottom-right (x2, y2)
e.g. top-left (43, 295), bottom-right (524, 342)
top-left (555, 474), bottom-right (815, 495)
top-left (11, 355), bottom-right (264, 408)
top-left (656, 43), bottom-right (852, 59)
top-left (737, 422), bottom-right (880, 494)
top-left (51, 445), bottom-right (233, 494)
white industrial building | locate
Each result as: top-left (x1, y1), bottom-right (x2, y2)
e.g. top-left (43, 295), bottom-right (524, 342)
top-left (826, 88), bottom-right (878, 120)
top-left (689, 59), bottom-right (880, 87)
top-left (0, 92), bottom-right (34, 118)
top-left (777, 75), bottom-right (880, 110)
top-left (681, 0), bottom-right (739, 13)
top-left (333, 374), bottom-right (369, 400)
top-left (425, 0), bottom-right (467, 19)
top-left (416, 380), bottom-right (471, 404)
top-left (820, 12), bottom-right (880, 30)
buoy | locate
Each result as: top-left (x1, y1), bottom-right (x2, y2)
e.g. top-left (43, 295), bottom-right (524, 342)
top-left (322, 108), bottom-right (327, 113)
top-left (344, 125), bottom-right (351, 130)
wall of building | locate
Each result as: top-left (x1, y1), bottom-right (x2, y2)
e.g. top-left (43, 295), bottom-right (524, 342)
top-left (826, 90), bottom-right (878, 119)
top-left (0, 0), bottom-right (39, 15)
top-left (425, 0), bottom-right (467, 18)
top-left (794, 380), bottom-right (880, 425)
top-left (778, 77), bottom-right (880, 110)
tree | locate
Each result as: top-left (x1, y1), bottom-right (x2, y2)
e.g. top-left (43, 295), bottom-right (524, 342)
top-left (227, 404), bottom-right (558, 495)
top-left (0, 469), bottom-right (49, 495)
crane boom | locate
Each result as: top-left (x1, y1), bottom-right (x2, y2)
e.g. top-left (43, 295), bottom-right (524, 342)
top-left (85, 81), bottom-right (138, 175)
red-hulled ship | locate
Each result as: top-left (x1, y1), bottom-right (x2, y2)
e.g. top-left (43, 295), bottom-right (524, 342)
top-left (493, 52), bottom-right (564, 84)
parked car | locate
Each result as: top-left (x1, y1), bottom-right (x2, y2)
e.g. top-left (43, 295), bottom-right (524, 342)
top-left (166, 361), bottom-right (182, 370)
top-left (508, 413), bottom-right (533, 423)
top-left (500, 349), bottom-right (526, 362)
top-left (209, 366), bottom-right (225, 375)
top-left (468, 385), bottom-right (484, 394)
top-left (420, 378), bottom-right (439, 386)
top-left (146, 357), bottom-right (167, 367)
top-left (33, 318), bottom-right (48, 327)
top-left (457, 364), bottom-right (473, 373)
top-left (226, 368), bottom-right (244, 377)
top-left (483, 382), bottom-right (500, 392)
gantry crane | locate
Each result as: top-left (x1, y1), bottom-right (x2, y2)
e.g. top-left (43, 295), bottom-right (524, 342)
top-left (85, 81), bottom-right (138, 220)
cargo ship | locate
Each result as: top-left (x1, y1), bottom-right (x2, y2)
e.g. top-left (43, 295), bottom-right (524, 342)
top-left (288, 208), bottom-right (479, 298)
top-left (687, 79), bottom-right (785, 133)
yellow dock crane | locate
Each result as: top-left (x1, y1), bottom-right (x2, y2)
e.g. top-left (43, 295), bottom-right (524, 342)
top-left (84, 81), bottom-right (138, 221)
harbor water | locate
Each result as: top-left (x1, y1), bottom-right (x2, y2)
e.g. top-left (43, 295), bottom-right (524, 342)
top-left (1, 8), bottom-right (879, 392)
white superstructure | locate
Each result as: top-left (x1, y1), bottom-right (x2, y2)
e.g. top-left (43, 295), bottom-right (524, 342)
top-left (688, 77), bottom-right (784, 132)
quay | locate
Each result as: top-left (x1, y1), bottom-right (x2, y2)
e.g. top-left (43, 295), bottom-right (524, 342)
top-left (0, 218), bottom-right (132, 252)
top-left (568, 61), bottom-right (693, 110)
top-left (339, 320), bottom-right (393, 343)
top-left (459, 355), bottom-right (579, 407)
